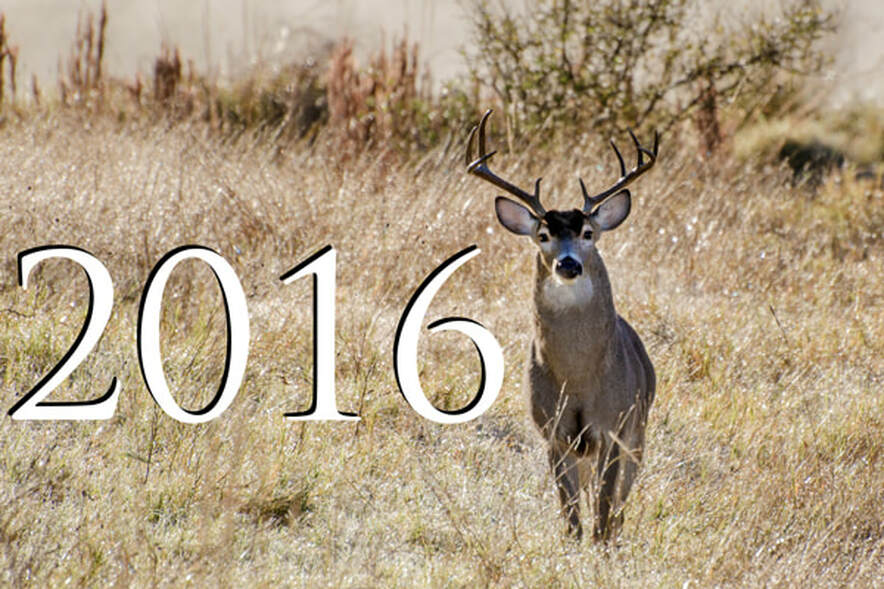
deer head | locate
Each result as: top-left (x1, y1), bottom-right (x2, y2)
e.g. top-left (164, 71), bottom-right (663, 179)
top-left (465, 110), bottom-right (658, 286)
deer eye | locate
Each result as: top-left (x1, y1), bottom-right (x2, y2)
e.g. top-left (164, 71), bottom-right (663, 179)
top-left (538, 232), bottom-right (550, 243)
top-left (582, 229), bottom-right (593, 240)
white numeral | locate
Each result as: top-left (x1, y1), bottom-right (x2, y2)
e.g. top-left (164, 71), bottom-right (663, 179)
top-left (138, 246), bottom-right (249, 424)
top-left (394, 246), bottom-right (504, 424)
top-left (9, 246), bottom-right (120, 420)
top-left (9, 243), bottom-right (504, 424)
top-left (280, 246), bottom-right (359, 421)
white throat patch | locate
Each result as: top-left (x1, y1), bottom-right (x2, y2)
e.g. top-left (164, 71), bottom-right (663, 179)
top-left (541, 274), bottom-right (594, 311)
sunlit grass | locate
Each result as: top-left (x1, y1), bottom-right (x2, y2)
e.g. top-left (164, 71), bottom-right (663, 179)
top-left (0, 111), bottom-right (881, 586)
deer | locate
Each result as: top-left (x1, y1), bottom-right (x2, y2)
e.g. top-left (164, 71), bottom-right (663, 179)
top-left (465, 110), bottom-right (657, 541)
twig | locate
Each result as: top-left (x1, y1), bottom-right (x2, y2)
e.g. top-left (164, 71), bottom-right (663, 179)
top-left (768, 303), bottom-right (791, 346)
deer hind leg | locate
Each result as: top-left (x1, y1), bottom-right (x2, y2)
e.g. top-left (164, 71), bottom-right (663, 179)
top-left (593, 440), bottom-right (621, 541)
top-left (548, 445), bottom-right (582, 539)
top-left (614, 410), bottom-right (647, 524)
top-left (616, 448), bottom-right (645, 536)
top-left (596, 412), bottom-right (647, 540)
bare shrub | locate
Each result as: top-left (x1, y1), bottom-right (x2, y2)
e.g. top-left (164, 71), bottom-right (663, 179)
top-left (0, 13), bottom-right (18, 108)
top-left (59, 2), bottom-right (107, 108)
top-left (695, 78), bottom-right (722, 158)
top-left (212, 55), bottom-right (328, 141)
top-left (326, 37), bottom-right (436, 152)
top-left (153, 45), bottom-right (182, 104)
top-left (464, 0), bottom-right (837, 141)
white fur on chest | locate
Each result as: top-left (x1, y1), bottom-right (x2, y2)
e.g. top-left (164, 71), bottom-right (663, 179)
top-left (541, 275), bottom-right (594, 311)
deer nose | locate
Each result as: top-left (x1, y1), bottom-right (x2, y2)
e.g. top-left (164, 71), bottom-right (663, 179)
top-left (555, 257), bottom-right (583, 280)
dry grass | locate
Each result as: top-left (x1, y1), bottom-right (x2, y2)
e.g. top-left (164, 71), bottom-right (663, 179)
top-left (0, 110), bottom-right (881, 587)
top-left (0, 13), bottom-right (19, 108)
top-left (1, 2), bottom-right (454, 159)
top-left (735, 98), bottom-right (884, 166)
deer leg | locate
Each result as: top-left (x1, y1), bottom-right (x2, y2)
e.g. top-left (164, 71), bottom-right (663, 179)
top-left (612, 411), bottom-right (647, 530)
top-left (594, 441), bottom-right (620, 541)
top-left (617, 430), bottom-right (644, 510)
top-left (548, 445), bottom-right (582, 539)
top-left (613, 457), bottom-right (637, 533)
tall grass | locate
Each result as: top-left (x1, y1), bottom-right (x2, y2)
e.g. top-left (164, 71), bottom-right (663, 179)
top-left (0, 107), bottom-right (880, 586)
top-left (0, 14), bottom-right (19, 109)
top-left (0, 3), bottom-right (466, 154)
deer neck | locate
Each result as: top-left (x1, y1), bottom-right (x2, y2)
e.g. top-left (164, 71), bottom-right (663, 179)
top-left (531, 252), bottom-right (617, 383)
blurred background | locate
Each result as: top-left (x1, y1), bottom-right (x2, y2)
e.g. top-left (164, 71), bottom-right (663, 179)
top-left (2, 0), bottom-right (882, 104)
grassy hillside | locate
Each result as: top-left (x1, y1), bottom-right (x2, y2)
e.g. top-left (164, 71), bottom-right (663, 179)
top-left (0, 2), bottom-right (882, 587)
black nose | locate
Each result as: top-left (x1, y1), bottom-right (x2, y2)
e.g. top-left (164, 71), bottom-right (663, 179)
top-left (555, 257), bottom-right (583, 279)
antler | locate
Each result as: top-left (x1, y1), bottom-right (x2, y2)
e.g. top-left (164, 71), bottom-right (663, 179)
top-left (466, 109), bottom-right (546, 217)
top-left (581, 128), bottom-right (659, 213)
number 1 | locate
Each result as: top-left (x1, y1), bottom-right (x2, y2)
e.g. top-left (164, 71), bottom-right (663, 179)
top-left (280, 246), bottom-right (359, 421)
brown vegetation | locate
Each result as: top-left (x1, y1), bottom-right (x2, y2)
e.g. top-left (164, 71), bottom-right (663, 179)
top-left (0, 14), bottom-right (18, 108)
top-left (58, 2), bottom-right (107, 108)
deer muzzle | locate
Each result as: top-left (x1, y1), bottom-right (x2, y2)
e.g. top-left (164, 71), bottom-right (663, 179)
top-left (554, 256), bottom-right (583, 280)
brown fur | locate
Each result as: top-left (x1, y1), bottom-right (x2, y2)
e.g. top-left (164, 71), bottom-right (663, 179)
top-left (518, 209), bottom-right (655, 540)
top-left (467, 110), bottom-right (658, 540)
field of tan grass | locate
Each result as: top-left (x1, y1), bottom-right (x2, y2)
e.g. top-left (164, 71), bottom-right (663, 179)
top-left (0, 106), bottom-right (881, 586)
top-left (0, 0), bottom-right (881, 584)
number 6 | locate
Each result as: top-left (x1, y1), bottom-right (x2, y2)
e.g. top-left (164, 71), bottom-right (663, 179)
top-left (394, 246), bottom-right (504, 424)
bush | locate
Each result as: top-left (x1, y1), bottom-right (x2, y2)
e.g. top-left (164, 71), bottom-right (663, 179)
top-left (464, 0), bottom-right (837, 141)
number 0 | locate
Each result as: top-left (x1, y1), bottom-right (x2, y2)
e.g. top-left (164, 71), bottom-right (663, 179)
top-left (138, 246), bottom-right (249, 424)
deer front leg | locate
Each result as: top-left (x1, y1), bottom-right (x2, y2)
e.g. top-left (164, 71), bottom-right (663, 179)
top-left (549, 444), bottom-right (582, 539)
top-left (594, 440), bottom-right (621, 541)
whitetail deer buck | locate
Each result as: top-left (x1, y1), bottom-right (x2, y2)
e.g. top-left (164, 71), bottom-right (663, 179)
top-left (466, 110), bottom-right (657, 541)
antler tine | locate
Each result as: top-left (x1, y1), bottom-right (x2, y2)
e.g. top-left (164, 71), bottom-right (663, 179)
top-left (612, 140), bottom-right (627, 177)
top-left (628, 128), bottom-right (643, 165)
top-left (582, 128), bottom-right (659, 213)
top-left (478, 109), bottom-right (489, 158)
top-left (579, 177), bottom-right (593, 206)
top-left (629, 127), bottom-right (658, 165)
top-left (465, 124), bottom-right (477, 168)
top-left (465, 109), bottom-right (547, 217)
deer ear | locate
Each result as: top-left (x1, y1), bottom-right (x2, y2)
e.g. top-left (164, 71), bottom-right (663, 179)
top-left (495, 196), bottom-right (539, 235)
top-left (591, 190), bottom-right (631, 231)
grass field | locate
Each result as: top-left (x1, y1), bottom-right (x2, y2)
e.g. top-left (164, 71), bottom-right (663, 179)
top-left (0, 2), bottom-right (882, 586)
top-left (0, 112), bottom-right (880, 586)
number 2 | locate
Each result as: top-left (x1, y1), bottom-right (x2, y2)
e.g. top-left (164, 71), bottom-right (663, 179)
top-left (8, 246), bottom-right (120, 420)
